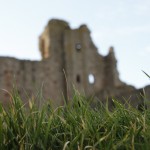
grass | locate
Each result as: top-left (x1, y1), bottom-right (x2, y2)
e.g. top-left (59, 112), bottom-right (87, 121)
top-left (0, 89), bottom-right (150, 150)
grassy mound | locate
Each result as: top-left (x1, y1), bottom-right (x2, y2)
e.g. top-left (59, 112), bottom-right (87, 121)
top-left (0, 90), bottom-right (150, 150)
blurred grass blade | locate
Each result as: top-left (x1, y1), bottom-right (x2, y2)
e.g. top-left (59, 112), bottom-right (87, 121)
top-left (142, 70), bottom-right (150, 79)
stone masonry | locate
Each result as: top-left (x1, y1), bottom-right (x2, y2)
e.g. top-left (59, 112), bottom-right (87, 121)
top-left (0, 19), bottom-right (149, 107)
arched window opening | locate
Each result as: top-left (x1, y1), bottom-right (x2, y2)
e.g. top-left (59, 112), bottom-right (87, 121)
top-left (76, 75), bottom-right (81, 83)
top-left (88, 74), bottom-right (95, 84)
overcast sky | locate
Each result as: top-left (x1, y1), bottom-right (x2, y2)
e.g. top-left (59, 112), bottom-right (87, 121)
top-left (0, 0), bottom-right (150, 88)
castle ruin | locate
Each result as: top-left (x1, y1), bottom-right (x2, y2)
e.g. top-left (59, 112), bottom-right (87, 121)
top-left (0, 19), bottom-right (149, 107)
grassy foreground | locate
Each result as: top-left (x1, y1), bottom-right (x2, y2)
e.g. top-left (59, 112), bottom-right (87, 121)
top-left (0, 91), bottom-right (150, 150)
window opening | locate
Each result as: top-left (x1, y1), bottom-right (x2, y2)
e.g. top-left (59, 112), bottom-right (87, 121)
top-left (75, 43), bottom-right (81, 52)
top-left (76, 75), bottom-right (81, 83)
top-left (88, 74), bottom-right (95, 84)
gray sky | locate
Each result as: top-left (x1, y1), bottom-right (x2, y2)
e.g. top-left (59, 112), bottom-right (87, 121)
top-left (0, 0), bottom-right (150, 88)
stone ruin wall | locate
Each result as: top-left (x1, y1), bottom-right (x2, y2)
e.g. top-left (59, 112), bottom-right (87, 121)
top-left (0, 19), bottom-right (149, 108)
top-left (0, 57), bottom-right (66, 107)
top-left (63, 23), bottom-right (124, 96)
top-left (39, 19), bottom-right (125, 100)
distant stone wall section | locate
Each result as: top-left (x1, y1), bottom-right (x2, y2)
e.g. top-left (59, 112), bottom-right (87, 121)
top-left (0, 19), bottom-right (149, 107)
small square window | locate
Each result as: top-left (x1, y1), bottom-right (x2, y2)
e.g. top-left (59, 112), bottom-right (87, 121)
top-left (75, 43), bottom-right (81, 51)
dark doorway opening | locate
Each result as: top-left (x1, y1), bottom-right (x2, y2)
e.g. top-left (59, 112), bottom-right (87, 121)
top-left (76, 75), bottom-right (81, 83)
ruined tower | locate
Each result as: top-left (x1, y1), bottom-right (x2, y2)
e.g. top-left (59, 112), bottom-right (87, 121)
top-left (1, 19), bottom-right (147, 107)
top-left (39, 19), bottom-right (124, 99)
